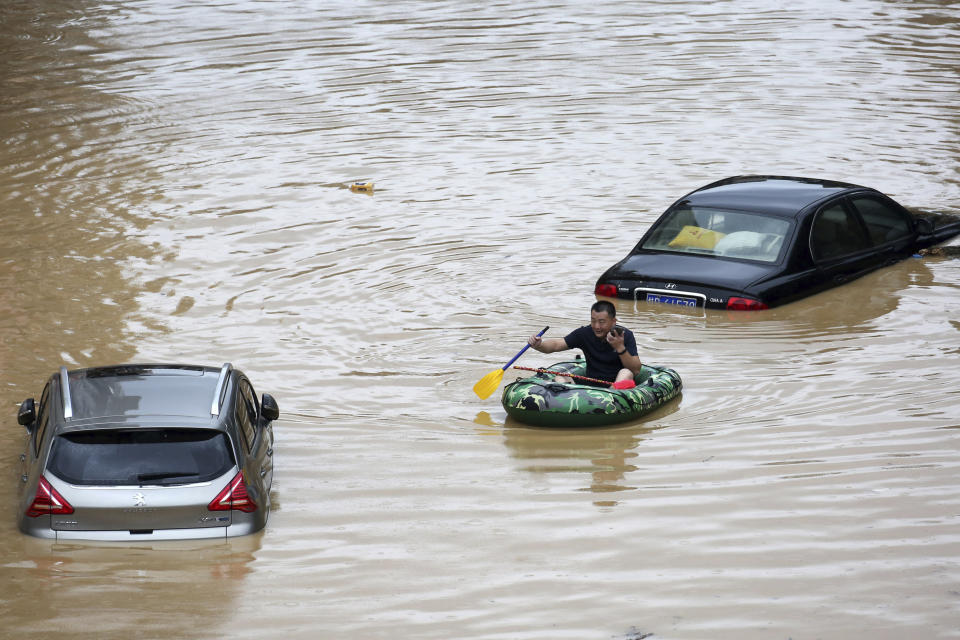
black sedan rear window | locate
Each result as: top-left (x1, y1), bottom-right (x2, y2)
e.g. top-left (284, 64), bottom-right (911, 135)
top-left (643, 206), bottom-right (791, 263)
top-left (47, 429), bottom-right (235, 486)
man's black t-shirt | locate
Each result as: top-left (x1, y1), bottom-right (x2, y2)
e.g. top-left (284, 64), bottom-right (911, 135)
top-left (563, 325), bottom-right (638, 383)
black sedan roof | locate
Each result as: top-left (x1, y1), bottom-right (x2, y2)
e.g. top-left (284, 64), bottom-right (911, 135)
top-left (680, 175), bottom-right (867, 218)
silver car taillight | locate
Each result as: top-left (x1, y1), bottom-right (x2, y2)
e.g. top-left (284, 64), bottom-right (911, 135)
top-left (26, 477), bottom-right (74, 517)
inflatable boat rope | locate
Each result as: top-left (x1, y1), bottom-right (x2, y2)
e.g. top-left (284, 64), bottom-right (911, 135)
top-left (512, 366), bottom-right (612, 386)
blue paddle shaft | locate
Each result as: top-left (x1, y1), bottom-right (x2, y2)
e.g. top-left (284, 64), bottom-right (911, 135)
top-left (501, 326), bottom-right (549, 371)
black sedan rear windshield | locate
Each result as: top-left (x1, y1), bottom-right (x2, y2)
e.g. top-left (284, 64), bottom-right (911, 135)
top-left (47, 428), bottom-right (235, 486)
top-left (643, 206), bottom-right (792, 263)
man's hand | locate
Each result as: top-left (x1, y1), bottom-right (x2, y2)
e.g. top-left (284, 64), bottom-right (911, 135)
top-left (606, 327), bottom-right (626, 352)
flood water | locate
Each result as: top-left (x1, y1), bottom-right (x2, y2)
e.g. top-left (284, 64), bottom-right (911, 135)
top-left (2, 1), bottom-right (959, 638)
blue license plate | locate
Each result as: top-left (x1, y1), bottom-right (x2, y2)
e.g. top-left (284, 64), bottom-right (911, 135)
top-left (646, 293), bottom-right (698, 307)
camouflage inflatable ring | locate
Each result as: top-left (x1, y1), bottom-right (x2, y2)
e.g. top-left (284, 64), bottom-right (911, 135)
top-left (501, 360), bottom-right (682, 428)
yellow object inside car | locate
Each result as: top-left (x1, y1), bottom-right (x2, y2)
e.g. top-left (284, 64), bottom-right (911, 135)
top-left (668, 225), bottom-right (726, 249)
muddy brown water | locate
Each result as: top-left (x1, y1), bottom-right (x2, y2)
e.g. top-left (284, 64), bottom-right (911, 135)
top-left (2, 1), bottom-right (959, 638)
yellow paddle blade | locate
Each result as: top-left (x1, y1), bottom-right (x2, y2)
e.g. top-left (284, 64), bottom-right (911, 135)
top-left (472, 368), bottom-right (505, 399)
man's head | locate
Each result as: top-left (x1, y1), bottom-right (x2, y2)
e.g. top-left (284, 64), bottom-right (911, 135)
top-left (589, 300), bottom-right (617, 338)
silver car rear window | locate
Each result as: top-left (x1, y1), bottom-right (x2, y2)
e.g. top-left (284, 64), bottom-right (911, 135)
top-left (47, 429), bottom-right (235, 486)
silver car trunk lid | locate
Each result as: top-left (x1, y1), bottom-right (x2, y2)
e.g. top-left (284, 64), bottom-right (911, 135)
top-left (46, 474), bottom-right (232, 533)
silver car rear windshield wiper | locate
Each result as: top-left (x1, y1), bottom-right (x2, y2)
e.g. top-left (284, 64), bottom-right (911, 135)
top-left (137, 471), bottom-right (200, 485)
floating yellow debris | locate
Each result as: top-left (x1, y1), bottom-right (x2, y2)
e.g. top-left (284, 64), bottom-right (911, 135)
top-left (350, 182), bottom-right (374, 194)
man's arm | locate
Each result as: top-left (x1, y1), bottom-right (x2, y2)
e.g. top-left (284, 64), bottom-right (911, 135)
top-left (608, 330), bottom-right (643, 375)
top-left (529, 335), bottom-right (569, 354)
top-left (618, 351), bottom-right (644, 375)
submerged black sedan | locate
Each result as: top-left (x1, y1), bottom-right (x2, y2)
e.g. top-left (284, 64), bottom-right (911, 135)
top-left (595, 175), bottom-right (959, 310)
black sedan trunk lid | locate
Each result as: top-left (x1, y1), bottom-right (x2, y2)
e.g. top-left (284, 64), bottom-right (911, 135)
top-left (607, 251), bottom-right (779, 292)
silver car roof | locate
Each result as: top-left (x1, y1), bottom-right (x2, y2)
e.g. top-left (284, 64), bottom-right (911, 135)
top-left (53, 363), bottom-right (234, 432)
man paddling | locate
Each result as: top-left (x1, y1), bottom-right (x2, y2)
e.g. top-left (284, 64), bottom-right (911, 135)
top-left (527, 300), bottom-right (642, 387)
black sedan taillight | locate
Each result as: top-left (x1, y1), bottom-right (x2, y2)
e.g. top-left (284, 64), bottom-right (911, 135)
top-left (726, 297), bottom-right (769, 311)
top-left (595, 283), bottom-right (618, 298)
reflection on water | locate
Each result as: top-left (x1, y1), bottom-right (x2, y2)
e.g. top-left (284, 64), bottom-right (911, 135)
top-left (501, 394), bottom-right (683, 504)
top-left (0, 1), bottom-right (166, 389)
top-left (5, 536), bottom-right (260, 637)
top-left (2, 0), bottom-right (960, 638)
top-left (503, 425), bottom-right (645, 503)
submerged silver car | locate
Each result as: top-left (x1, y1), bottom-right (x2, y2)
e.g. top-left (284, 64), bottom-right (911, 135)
top-left (15, 363), bottom-right (279, 541)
